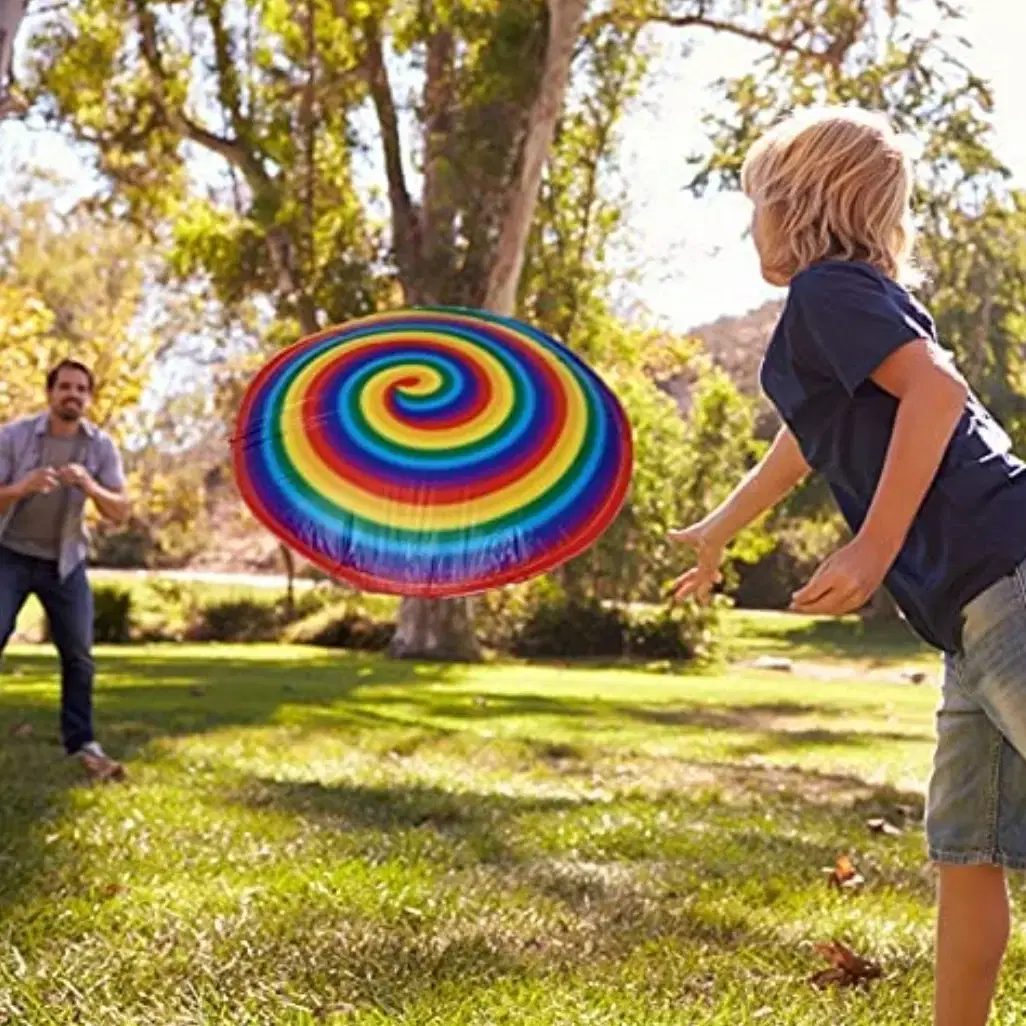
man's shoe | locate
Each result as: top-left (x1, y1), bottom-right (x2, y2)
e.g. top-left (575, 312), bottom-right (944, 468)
top-left (75, 742), bottom-right (126, 783)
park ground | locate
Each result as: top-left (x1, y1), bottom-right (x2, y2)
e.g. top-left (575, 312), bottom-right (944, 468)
top-left (2, 605), bottom-right (1026, 1025)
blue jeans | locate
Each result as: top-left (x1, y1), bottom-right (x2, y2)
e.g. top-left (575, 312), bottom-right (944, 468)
top-left (0, 545), bottom-right (95, 755)
top-left (927, 556), bottom-right (1026, 867)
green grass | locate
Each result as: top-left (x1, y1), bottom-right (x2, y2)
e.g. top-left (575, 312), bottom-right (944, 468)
top-left (1, 614), bottom-right (1023, 1024)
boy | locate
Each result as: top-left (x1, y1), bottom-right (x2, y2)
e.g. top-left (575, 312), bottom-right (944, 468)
top-left (670, 106), bottom-right (1026, 1026)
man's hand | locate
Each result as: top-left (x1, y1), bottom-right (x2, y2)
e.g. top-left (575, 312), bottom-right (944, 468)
top-left (667, 520), bottom-right (728, 605)
top-left (57, 463), bottom-right (94, 492)
top-left (789, 536), bottom-right (895, 616)
top-left (17, 467), bottom-right (60, 496)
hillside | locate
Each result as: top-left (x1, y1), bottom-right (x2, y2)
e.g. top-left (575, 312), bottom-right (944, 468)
top-left (661, 299), bottom-right (782, 431)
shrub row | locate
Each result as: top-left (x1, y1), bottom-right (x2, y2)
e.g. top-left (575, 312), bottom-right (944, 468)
top-left (85, 575), bottom-right (720, 662)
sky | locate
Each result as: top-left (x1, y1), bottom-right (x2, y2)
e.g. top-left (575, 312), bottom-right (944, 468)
top-left (2, 0), bottom-right (1026, 340)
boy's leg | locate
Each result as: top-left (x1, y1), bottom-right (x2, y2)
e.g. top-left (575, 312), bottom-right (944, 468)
top-left (927, 672), bottom-right (1011, 1026)
top-left (35, 560), bottom-right (96, 755)
top-left (934, 864), bottom-right (1009, 1026)
top-left (928, 563), bottom-right (1026, 1026)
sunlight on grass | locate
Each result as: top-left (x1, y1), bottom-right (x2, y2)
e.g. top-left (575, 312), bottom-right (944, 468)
top-left (1, 622), bottom-right (1012, 1026)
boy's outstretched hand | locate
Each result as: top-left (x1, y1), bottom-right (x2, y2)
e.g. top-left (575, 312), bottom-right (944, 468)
top-left (789, 537), bottom-right (892, 616)
top-left (667, 521), bottom-right (727, 605)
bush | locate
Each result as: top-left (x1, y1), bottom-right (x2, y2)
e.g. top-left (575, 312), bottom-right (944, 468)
top-left (289, 585), bottom-right (337, 619)
top-left (130, 578), bottom-right (203, 641)
top-left (516, 596), bottom-right (627, 659)
top-left (283, 600), bottom-right (395, 651)
top-left (625, 603), bottom-right (719, 661)
top-left (476, 576), bottom-right (721, 661)
top-left (92, 585), bottom-right (134, 644)
top-left (732, 517), bottom-right (845, 610)
top-left (187, 598), bottom-right (282, 642)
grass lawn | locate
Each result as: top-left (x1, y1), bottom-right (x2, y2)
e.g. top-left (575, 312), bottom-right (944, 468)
top-left (1, 613), bottom-right (1022, 1025)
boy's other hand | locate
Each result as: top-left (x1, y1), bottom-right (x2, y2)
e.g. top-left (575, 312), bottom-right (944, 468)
top-left (668, 521), bottom-right (726, 605)
top-left (789, 537), bottom-right (892, 616)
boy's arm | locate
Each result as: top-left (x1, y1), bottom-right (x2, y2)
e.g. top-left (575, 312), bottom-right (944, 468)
top-left (670, 425), bottom-right (810, 602)
top-left (791, 338), bottom-right (967, 615)
top-left (700, 424), bottom-right (811, 541)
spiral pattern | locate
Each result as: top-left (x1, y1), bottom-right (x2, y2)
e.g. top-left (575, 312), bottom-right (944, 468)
top-left (232, 307), bottom-right (633, 596)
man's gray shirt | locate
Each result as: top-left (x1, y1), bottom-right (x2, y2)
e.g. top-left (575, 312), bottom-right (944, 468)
top-left (0, 413), bottom-right (126, 579)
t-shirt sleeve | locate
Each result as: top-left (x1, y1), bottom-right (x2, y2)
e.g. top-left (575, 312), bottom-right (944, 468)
top-left (789, 264), bottom-right (927, 396)
top-left (95, 436), bottom-right (126, 491)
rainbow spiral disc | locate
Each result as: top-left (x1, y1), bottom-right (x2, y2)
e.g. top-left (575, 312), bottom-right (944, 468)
top-left (232, 306), bottom-right (633, 597)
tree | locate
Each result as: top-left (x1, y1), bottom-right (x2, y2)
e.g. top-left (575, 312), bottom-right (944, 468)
top-left (22, 0), bottom-right (999, 659)
top-left (0, 196), bottom-right (156, 433)
top-left (0, 190), bottom-right (221, 565)
top-left (24, 0), bottom-right (594, 661)
top-left (553, 319), bottom-right (771, 604)
top-left (0, 280), bottom-right (54, 423)
top-left (916, 193), bottom-right (1026, 451)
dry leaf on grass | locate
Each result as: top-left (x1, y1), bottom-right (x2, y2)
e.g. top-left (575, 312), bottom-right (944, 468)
top-left (823, 853), bottom-right (865, 891)
top-left (867, 817), bottom-right (902, 837)
top-left (315, 1003), bottom-right (357, 1021)
top-left (7, 722), bottom-right (33, 738)
top-left (809, 940), bottom-right (882, 989)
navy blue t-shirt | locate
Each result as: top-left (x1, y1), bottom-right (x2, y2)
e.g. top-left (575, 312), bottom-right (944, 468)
top-left (760, 258), bottom-right (1026, 653)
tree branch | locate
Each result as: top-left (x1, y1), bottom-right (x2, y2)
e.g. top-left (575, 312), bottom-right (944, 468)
top-left (134, 0), bottom-right (269, 188)
top-left (134, 0), bottom-right (316, 334)
top-left (202, 0), bottom-right (249, 138)
top-left (420, 19), bottom-right (456, 295)
top-left (647, 13), bottom-right (808, 57)
top-left (354, 12), bottom-right (423, 299)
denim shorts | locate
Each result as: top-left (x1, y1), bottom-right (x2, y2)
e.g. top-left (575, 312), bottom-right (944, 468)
top-left (926, 558), bottom-right (1026, 868)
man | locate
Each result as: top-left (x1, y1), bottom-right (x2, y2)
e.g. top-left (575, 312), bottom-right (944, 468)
top-left (0, 359), bottom-right (131, 781)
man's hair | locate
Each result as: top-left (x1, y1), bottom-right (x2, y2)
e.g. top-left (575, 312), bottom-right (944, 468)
top-left (740, 105), bottom-right (917, 284)
top-left (46, 359), bottom-right (95, 393)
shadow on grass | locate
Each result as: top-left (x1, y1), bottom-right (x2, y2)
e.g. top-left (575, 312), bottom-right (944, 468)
top-left (0, 647), bottom-right (453, 752)
top-left (0, 647), bottom-right (454, 927)
top-left (736, 614), bottom-right (933, 661)
top-left (185, 767), bottom-right (934, 1019)
top-left (0, 642), bottom-right (932, 956)
top-left (234, 777), bottom-right (590, 863)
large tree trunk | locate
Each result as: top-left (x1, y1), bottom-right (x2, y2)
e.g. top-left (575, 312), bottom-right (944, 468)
top-left (388, 0), bottom-right (587, 662)
top-left (0, 0), bottom-right (26, 118)
top-left (484, 0), bottom-right (589, 315)
top-left (388, 596), bottom-right (481, 662)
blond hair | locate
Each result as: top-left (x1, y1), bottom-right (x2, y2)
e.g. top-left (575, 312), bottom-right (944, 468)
top-left (741, 106), bottom-right (916, 283)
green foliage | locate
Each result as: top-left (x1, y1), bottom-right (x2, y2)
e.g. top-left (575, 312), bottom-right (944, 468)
top-left (282, 600), bottom-right (396, 651)
top-left (91, 585), bottom-right (134, 644)
top-left (517, 594), bottom-right (628, 660)
top-left (733, 513), bottom-right (847, 610)
top-left (916, 191), bottom-right (1026, 450)
top-left (19, 0), bottom-right (1017, 638)
top-left (687, 0), bottom-right (1003, 204)
top-left (476, 575), bottom-right (719, 660)
top-left (551, 320), bottom-right (772, 606)
top-left (0, 196), bottom-right (157, 434)
top-left (187, 598), bottom-right (282, 643)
